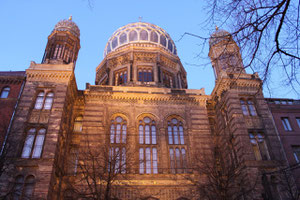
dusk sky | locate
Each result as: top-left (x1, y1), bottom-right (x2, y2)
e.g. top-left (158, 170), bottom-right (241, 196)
top-left (0, 0), bottom-right (298, 99)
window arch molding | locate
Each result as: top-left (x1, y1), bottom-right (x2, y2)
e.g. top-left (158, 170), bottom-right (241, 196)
top-left (163, 114), bottom-right (187, 129)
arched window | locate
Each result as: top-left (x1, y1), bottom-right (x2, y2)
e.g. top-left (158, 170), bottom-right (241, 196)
top-left (74, 116), bottom-right (83, 132)
top-left (168, 118), bottom-right (187, 173)
top-left (0, 86), bottom-right (10, 98)
top-left (240, 99), bottom-right (257, 116)
top-left (119, 33), bottom-right (127, 45)
top-left (139, 117), bottom-right (158, 174)
top-left (13, 175), bottom-right (35, 199)
top-left (34, 91), bottom-right (54, 110)
top-left (109, 116), bottom-right (127, 173)
top-left (21, 128), bottom-right (46, 158)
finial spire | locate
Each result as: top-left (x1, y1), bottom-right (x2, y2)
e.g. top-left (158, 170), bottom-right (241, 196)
top-left (215, 25), bottom-right (219, 31)
top-left (138, 16), bottom-right (143, 22)
top-left (69, 15), bottom-right (72, 21)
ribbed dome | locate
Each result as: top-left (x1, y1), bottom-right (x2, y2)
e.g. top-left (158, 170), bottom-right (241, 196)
top-left (209, 29), bottom-right (231, 49)
top-left (104, 22), bottom-right (177, 57)
top-left (53, 18), bottom-right (80, 38)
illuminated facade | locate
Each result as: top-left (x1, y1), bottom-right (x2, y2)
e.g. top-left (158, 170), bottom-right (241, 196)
top-left (0, 18), bottom-right (293, 200)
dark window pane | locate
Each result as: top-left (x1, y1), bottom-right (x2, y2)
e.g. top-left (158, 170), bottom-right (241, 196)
top-left (138, 71), bottom-right (143, 81)
top-left (112, 37), bottom-right (118, 49)
top-left (168, 40), bottom-right (173, 52)
top-left (140, 30), bottom-right (148, 40)
top-left (143, 70), bottom-right (147, 82)
top-left (150, 31), bottom-right (158, 43)
top-left (119, 33), bottom-right (127, 45)
top-left (160, 35), bottom-right (166, 47)
top-left (129, 30), bottom-right (138, 41)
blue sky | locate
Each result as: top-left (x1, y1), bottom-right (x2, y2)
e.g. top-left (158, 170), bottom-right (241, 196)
top-left (0, 0), bottom-right (298, 98)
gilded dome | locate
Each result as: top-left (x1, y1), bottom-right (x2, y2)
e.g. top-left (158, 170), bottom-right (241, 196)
top-left (53, 18), bottom-right (80, 38)
top-left (209, 29), bottom-right (231, 49)
top-left (104, 22), bottom-right (177, 57)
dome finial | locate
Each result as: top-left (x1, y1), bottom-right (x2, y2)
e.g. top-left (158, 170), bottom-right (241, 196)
top-left (69, 15), bottom-right (72, 21)
top-left (138, 16), bottom-right (143, 22)
top-left (215, 25), bottom-right (219, 31)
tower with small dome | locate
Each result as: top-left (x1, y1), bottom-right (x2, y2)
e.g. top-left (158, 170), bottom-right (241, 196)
top-left (42, 16), bottom-right (80, 66)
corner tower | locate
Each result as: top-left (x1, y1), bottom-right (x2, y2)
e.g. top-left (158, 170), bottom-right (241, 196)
top-left (0, 18), bottom-right (80, 199)
top-left (209, 29), bottom-right (287, 199)
top-left (42, 16), bottom-right (80, 67)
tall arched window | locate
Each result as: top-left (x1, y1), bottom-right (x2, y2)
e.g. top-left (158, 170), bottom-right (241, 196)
top-left (21, 128), bottom-right (46, 158)
top-left (139, 117), bottom-right (158, 174)
top-left (74, 116), bottom-right (83, 132)
top-left (168, 118), bottom-right (187, 173)
top-left (0, 86), bottom-right (10, 98)
top-left (109, 116), bottom-right (127, 173)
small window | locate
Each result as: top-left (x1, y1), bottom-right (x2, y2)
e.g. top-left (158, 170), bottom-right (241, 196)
top-left (74, 116), bottom-right (83, 132)
top-left (112, 37), bottom-right (118, 49)
top-left (21, 128), bottom-right (46, 158)
top-left (114, 68), bottom-right (128, 86)
top-left (119, 33), bottom-right (127, 45)
top-left (281, 117), bottom-right (292, 131)
top-left (296, 118), bottom-right (300, 129)
top-left (34, 91), bottom-right (54, 110)
top-left (129, 30), bottom-right (138, 41)
top-left (160, 35), bottom-right (166, 47)
top-left (13, 175), bottom-right (35, 199)
top-left (44, 92), bottom-right (54, 110)
top-left (240, 99), bottom-right (257, 116)
top-left (138, 68), bottom-right (153, 83)
top-left (292, 146), bottom-right (300, 163)
top-left (150, 31), bottom-right (158, 42)
top-left (249, 132), bottom-right (270, 160)
top-left (0, 86), bottom-right (10, 98)
top-left (140, 30), bottom-right (148, 41)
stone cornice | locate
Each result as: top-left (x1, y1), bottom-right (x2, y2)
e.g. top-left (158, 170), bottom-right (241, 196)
top-left (26, 61), bottom-right (74, 83)
top-left (84, 85), bottom-right (208, 105)
top-left (212, 72), bottom-right (262, 98)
